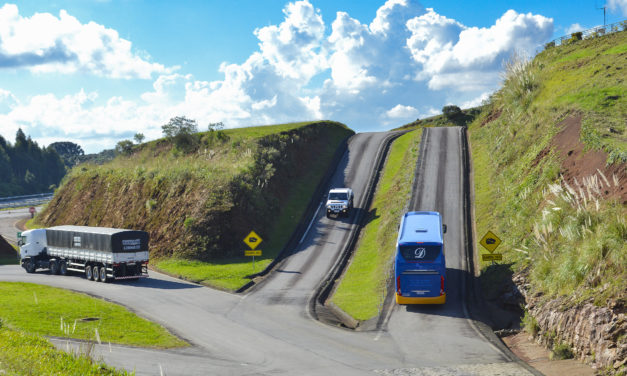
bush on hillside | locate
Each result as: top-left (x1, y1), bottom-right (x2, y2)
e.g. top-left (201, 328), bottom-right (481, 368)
top-left (162, 116), bottom-right (200, 152)
top-left (115, 140), bottom-right (134, 156)
top-left (442, 105), bottom-right (463, 120)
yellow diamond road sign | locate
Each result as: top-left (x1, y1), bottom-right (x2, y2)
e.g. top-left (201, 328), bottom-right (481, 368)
top-left (243, 231), bottom-right (263, 250)
top-left (479, 231), bottom-right (501, 253)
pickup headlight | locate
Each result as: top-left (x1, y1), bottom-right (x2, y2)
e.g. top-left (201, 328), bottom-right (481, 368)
top-left (342, 204), bottom-right (348, 209)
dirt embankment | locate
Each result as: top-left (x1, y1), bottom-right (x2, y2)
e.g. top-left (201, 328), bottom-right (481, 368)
top-left (36, 122), bottom-right (352, 261)
top-left (0, 235), bottom-right (15, 257)
top-left (545, 115), bottom-right (626, 204)
top-left (496, 115), bottom-right (626, 373)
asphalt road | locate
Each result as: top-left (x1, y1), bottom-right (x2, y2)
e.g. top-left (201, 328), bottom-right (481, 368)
top-left (0, 130), bottom-right (535, 375)
top-left (0, 206), bottom-right (33, 244)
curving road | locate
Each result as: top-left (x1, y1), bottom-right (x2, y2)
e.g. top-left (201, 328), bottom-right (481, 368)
top-left (0, 129), bottom-right (535, 375)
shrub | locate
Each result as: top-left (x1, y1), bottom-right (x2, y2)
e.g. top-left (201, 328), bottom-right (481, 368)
top-left (551, 342), bottom-right (575, 360)
top-left (523, 310), bottom-right (540, 336)
top-left (442, 105), bottom-right (462, 120)
top-left (115, 140), bottom-right (134, 156)
top-left (162, 116), bottom-right (200, 152)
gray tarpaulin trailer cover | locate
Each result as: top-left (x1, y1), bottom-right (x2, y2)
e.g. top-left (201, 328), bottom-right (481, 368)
top-left (46, 225), bottom-right (149, 253)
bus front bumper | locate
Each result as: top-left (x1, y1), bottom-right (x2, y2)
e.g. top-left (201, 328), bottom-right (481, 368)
top-left (396, 293), bottom-right (446, 305)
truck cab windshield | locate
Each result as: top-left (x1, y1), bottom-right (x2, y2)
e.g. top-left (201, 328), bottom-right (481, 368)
top-left (329, 193), bottom-right (347, 200)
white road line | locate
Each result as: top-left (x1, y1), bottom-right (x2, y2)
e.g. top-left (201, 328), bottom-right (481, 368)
top-left (299, 201), bottom-right (323, 245)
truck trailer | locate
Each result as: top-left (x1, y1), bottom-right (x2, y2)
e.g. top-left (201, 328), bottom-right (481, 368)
top-left (18, 225), bottom-right (149, 282)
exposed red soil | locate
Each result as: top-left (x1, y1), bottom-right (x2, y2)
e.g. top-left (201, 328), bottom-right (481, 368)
top-left (551, 115), bottom-right (627, 204)
top-left (481, 107), bottom-right (502, 126)
top-left (0, 235), bottom-right (15, 256)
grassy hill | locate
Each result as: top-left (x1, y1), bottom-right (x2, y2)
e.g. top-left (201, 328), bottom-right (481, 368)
top-left (36, 121), bottom-right (353, 289)
top-left (469, 29), bottom-right (625, 371)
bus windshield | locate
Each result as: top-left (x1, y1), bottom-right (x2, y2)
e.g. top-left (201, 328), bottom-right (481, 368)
top-left (399, 244), bottom-right (441, 262)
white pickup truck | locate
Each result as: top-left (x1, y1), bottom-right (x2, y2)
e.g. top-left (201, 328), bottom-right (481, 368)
top-left (325, 188), bottom-right (354, 218)
top-left (18, 225), bottom-right (149, 282)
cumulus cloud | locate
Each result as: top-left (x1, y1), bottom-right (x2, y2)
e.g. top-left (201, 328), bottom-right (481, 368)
top-left (254, 0), bottom-right (327, 81)
top-left (407, 8), bottom-right (553, 91)
top-left (566, 23), bottom-right (584, 34)
top-left (386, 104), bottom-right (419, 118)
top-left (0, 3), bottom-right (171, 78)
top-left (607, 0), bottom-right (627, 15)
top-left (0, 0), bottom-right (556, 152)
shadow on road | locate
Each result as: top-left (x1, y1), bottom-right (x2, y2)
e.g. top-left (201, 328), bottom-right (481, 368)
top-left (399, 267), bottom-right (518, 326)
top-left (119, 277), bottom-right (203, 290)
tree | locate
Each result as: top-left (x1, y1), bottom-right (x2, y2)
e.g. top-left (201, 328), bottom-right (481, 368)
top-left (162, 116), bottom-right (199, 152)
top-left (442, 105), bottom-right (462, 120)
top-left (162, 116), bottom-right (198, 138)
top-left (208, 122), bottom-right (224, 132)
top-left (134, 133), bottom-right (145, 144)
top-left (49, 141), bottom-right (84, 167)
top-left (115, 140), bottom-right (134, 156)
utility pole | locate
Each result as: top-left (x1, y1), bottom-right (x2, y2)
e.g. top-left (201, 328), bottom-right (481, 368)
top-left (596, 3), bottom-right (606, 26)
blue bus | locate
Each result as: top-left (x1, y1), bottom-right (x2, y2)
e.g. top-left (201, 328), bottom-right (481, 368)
top-left (394, 211), bottom-right (446, 304)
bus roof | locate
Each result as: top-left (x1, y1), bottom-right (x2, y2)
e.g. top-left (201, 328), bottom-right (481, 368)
top-left (398, 211), bottom-right (443, 244)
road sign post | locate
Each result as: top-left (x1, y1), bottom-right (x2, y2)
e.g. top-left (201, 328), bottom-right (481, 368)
top-left (243, 231), bottom-right (263, 273)
top-left (481, 253), bottom-right (503, 261)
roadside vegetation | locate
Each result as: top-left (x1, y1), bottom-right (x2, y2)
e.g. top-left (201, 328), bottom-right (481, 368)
top-left (470, 31), bottom-right (626, 307)
top-left (0, 325), bottom-right (128, 375)
top-left (396, 105), bottom-right (482, 131)
top-left (0, 129), bottom-right (66, 196)
top-left (0, 282), bottom-right (186, 348)
top-left (331, 129), bottom-right (422, 320)
top-left (35, 121), bottom-right (353, 290)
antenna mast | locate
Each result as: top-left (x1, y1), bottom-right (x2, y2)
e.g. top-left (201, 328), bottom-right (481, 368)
top-left (596, 3), bottom-right (606, 26)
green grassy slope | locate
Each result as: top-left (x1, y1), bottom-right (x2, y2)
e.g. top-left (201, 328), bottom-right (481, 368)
top-left (331, 129), bottom-right (422, 320)
top-left (469, 31), bottom-right (626, 305)
top-left (0, 326), bottom-right (128, 375)
top-left (0, 282), bottom-right (185, 348)
top-left (36, 121), bottom-right (353, 290)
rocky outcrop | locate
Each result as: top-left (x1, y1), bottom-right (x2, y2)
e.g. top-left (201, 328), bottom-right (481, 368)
top-left (514, 272), bottom-right (626, 374)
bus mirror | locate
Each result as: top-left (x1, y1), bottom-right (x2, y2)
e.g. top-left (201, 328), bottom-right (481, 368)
top-left (443, 224), bottom-right (447, 233)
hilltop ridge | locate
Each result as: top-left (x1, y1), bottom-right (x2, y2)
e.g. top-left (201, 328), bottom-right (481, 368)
top-left (37, 121), bottom-right (353, 288)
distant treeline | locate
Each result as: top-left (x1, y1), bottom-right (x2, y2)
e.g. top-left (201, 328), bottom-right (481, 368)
top-left (0, 129), bottom-right (66, 196)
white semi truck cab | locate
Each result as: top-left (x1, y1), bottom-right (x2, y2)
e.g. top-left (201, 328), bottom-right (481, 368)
top-left (18, 225), bottom-right (149, 282)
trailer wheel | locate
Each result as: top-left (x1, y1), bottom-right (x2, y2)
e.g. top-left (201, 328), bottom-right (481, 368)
top-left (59, 261), bottom-right (68, 276)
top-left (99, 266), bottom-right (108, 283)
top-left (85, 265), bottom-right (93, 280)
top-left (50, 260), bottom-right (59, 275)
top-left (25, 259), bottom-right (36, 273)
top-left (92, 265), bottom-right (100, 282)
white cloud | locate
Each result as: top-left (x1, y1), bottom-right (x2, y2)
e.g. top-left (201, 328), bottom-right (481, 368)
top-left (254, 0), bottom-right (327, 81)
top-left (0, 1), bottom-right (556, 152)
top-left (0, 3), bottom-right (171, 78)
top-left (407, 8), bottom-right (553, 91)
top-left (607, 0), bottom-right (627, 15)
top-left (386, 104), bottom-right (419, 118)
top-left (460, 92), bottom-right (491, 109)
top-left (566, 23), bottom-right (584, 34)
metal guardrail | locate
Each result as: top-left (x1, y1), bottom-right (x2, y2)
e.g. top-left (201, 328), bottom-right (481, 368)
top-left (0, 192), bottom-right (54, 209)
top-left (545, 20), bottom-right (626, 48)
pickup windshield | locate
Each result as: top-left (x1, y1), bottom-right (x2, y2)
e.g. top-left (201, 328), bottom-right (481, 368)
top-left (329, 192), bottom-right (348, 200)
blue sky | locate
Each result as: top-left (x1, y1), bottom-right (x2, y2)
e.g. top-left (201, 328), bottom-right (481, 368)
top-left (1, 0), bottom-right (625, 153)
